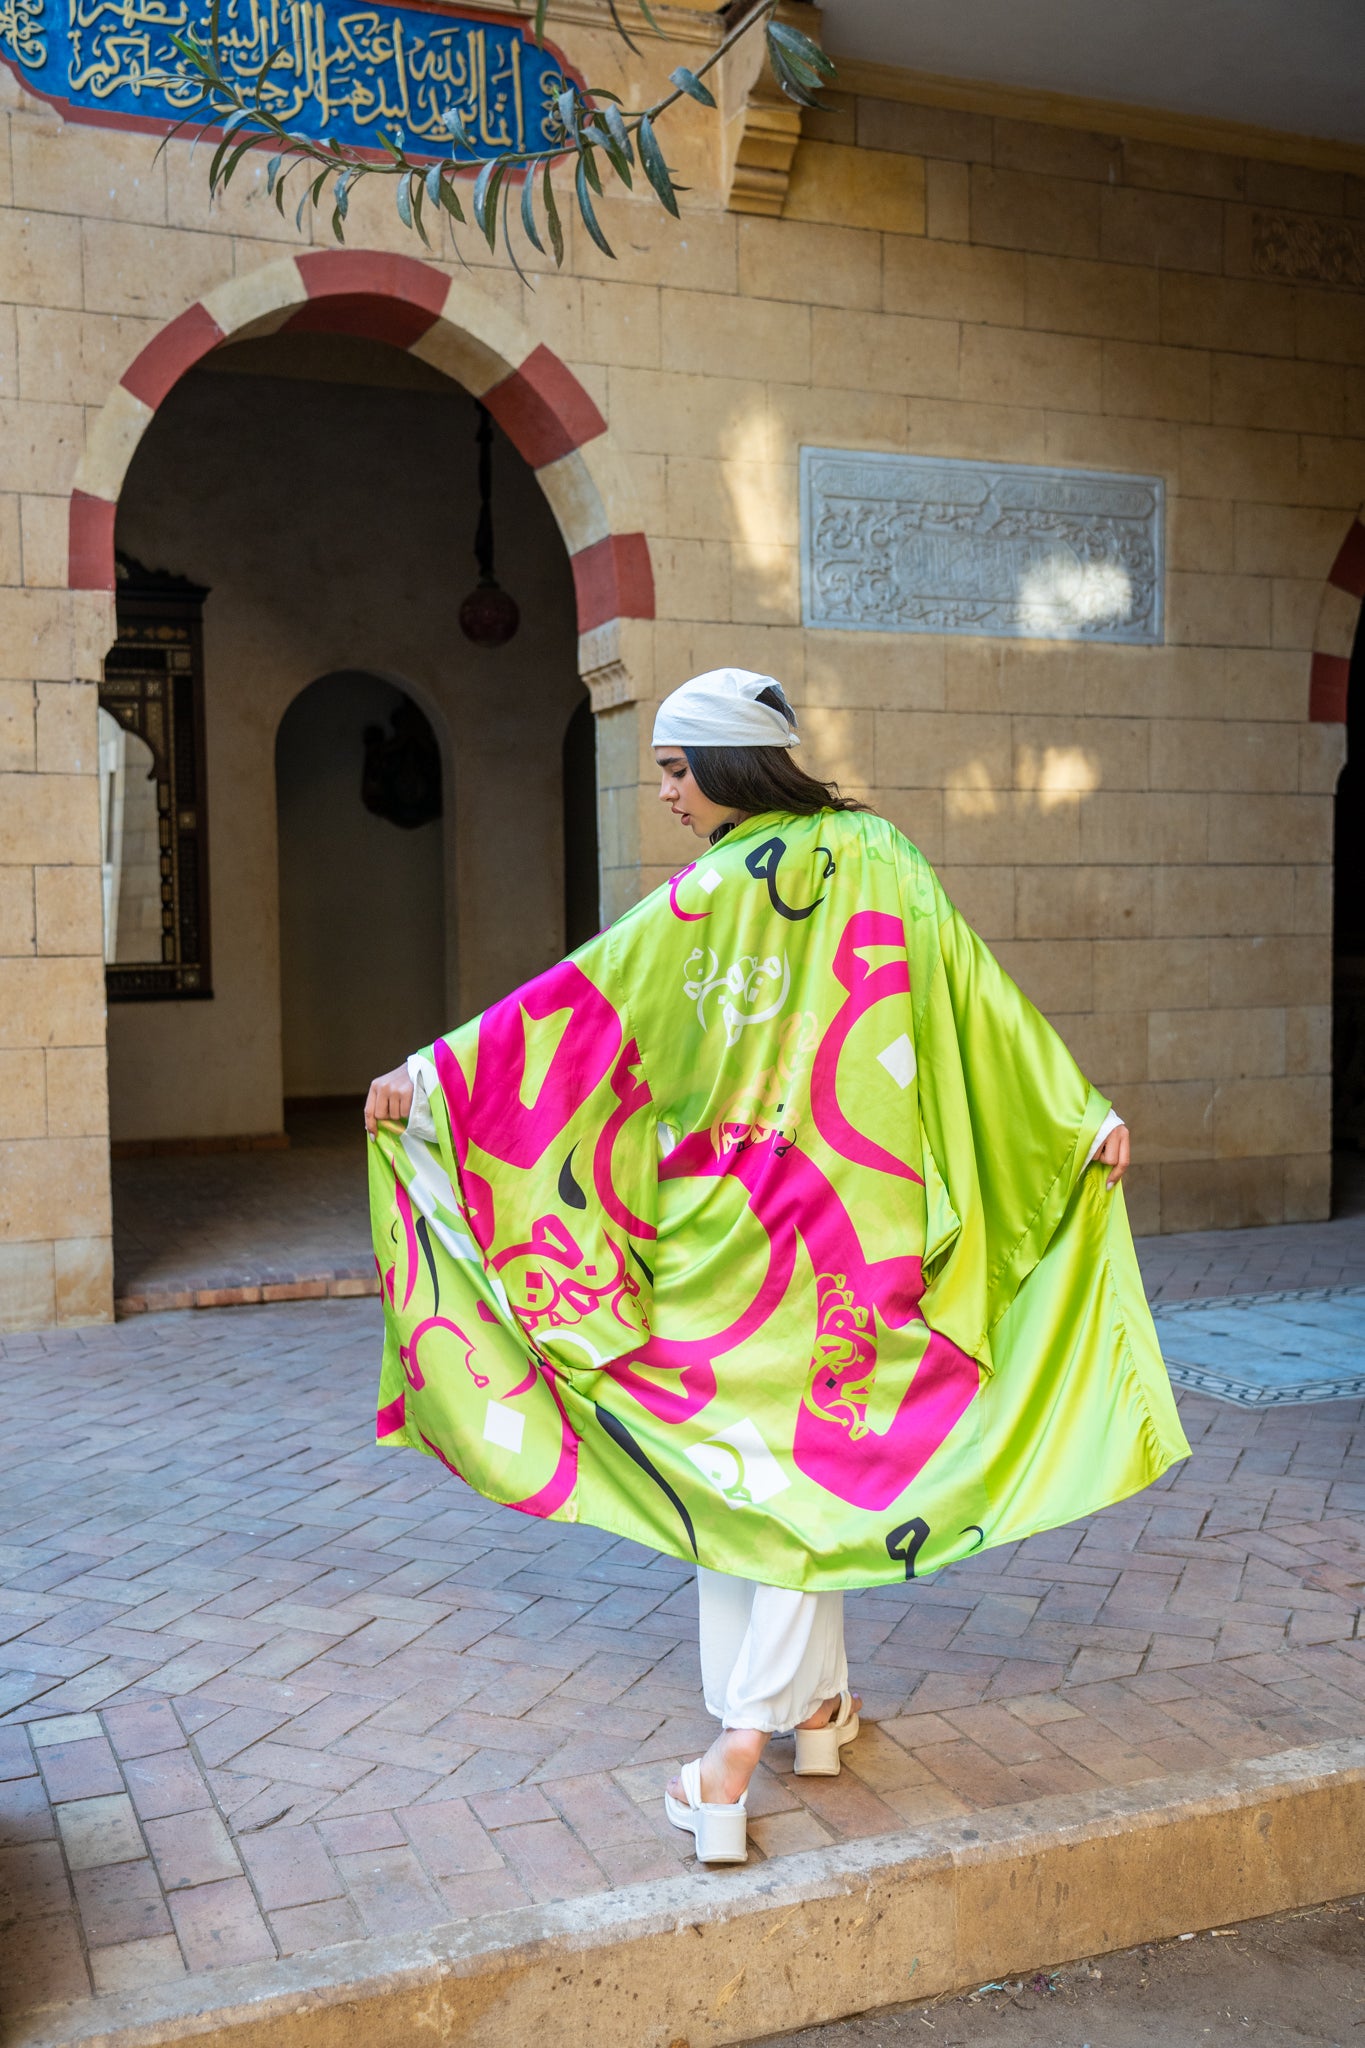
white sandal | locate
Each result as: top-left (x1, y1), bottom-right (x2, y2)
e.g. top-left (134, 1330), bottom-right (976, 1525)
top-left (663, 1757), bottom-right (749, 1864)
top-left (793, 1690), bottom-right (860, 1777)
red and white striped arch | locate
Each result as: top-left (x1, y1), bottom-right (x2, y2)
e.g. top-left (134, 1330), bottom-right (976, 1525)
top-left (1309, 507), bottom-right (1365, 723)
top-left (68, 249), bottom-right (654, 651)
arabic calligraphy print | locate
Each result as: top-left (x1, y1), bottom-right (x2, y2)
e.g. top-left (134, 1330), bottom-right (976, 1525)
top-left (0, 0), bottom-right (573, 159)
top-left (801, 446), bottom-right (1164, 645)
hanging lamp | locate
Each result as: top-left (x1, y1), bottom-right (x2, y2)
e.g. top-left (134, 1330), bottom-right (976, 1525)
top-left (459, 403), bottom-right (520, 648)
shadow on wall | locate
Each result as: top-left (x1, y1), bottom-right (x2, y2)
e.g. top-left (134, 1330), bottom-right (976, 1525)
top-left (277, 672), bottom-right (446, 1100)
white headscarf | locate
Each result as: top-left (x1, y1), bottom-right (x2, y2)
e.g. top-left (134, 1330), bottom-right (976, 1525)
top-left (652, 667), bottom-right (800, 751)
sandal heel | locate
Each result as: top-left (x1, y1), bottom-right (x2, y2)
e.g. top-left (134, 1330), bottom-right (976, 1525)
top-left (793, 1692), bottom-right (860, 1777)
top-left (664, 1760), bottom-right (749, 1865)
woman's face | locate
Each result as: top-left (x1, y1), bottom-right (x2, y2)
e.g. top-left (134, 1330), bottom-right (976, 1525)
top-left (654, 748), bottom-right (741, 841)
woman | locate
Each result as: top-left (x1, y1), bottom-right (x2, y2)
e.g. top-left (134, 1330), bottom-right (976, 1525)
top-left (365, 668), bottom-right (1185, 1867)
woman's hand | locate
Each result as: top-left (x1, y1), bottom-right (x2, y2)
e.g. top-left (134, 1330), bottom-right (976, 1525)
top-left (1095, 1123), bottom-right (1130, 1189)
top-left (365, 1064), bottom-right (414, 1140)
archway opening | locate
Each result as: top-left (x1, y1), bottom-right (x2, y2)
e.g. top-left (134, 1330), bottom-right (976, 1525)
top-left (103, 321), bottom-right (588, 1309)
top-left (1333, 604), bottom-right (1365, 1208)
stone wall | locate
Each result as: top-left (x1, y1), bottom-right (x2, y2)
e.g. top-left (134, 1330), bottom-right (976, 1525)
top-left (0, 0), bottom-right (1361, 1327)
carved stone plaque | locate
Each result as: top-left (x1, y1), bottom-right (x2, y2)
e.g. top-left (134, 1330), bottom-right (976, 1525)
top-left (800, 447), bottom-right (1164, 644)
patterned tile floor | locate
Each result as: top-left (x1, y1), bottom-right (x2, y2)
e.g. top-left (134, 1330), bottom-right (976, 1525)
top-left (1, 1289), bottom-right (1363, 2023)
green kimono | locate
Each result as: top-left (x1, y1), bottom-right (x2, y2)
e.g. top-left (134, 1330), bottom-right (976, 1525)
top-left (369, 808), bottom-right (1187, 1592)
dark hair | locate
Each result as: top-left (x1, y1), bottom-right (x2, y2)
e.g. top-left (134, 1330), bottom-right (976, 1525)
top-left (683, 685), bottom-right (869, 843)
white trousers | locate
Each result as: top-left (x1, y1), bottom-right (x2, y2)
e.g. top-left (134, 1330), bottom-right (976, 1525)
top-left (697, 1567), bottom-right (848, 1734)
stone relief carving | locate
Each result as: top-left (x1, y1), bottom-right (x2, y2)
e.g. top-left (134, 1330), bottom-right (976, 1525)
top-left (1251, 212), bottom-right (1365, 290)
top-left (800, 448), bottom-right (1164, 645)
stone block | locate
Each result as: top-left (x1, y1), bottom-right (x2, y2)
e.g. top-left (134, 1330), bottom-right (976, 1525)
top-left (570, 194), bottom-right (739, 295)
top-left (1207, 793), bottom-right (1330, 864)
top-left (1100, 188), bottom-right (1223, 272)
top-left (12, 122), bottom-right (167, 225)
top-left (902, 395), bottom-right (1045, 465)
top-left (1041, 410), bottom-right (1180, 478)
top-left (1015, 865), bottom-right (1151, 939)
top-left (1284, 1151), bottom-right (1331, 1222)
top-left (737, 218), bottom-right (882, 310)
top-left (1101, 339), bottom-right (1210, 422)
top-left (1166, 573), bottom-right (1271, 648)
top-left (1295, 286), bottom-right (1365, 368)
top-left (1299, 722), bottom-right (1348, 794)
top-left (0, 679), bottom-right (34, 771)
top-left (1285, 1005), bottom-right (1331, 1076)
top-left (649, 537), bottom-right (732, 624)
top-left (0, 1237), bottom-right (55, 1329)
top-left (0, 211), bottom-right (82, 310)
top-left (1210, 935), bottom-right (1330, 1007)
top-left (1166, 497), bottom-right (1235, 575)
top-left (768, 380), bottom-right (909, 456)
top-left (1221, 649), bottom-right (1312, 722)
top-left (1314, 579), bottom-right (1360, 659)
top-left (1149, 719), bottom-right (1298, 793)
top-left (1212, 1075), bottom-right (1328, 1158)
top-left (1079, 791), bottom-right (1208, 864)
top-left (875, 710), bottom-right (1010, 791)
top-left (55, 1233), bottom-right (113, 1325)
top-left (1048, 1009), bottom-right (1149, 1084)
top-left (1157, 272), bottom-right (1296, 354)
top-left (1234, 503), bottom-right (1348, 580)
top-left (1293, 863), bottom-right (1332, 935)
top-left (925, 161), bottom-right (970, 242)
top-left (970, 166), bottom-right (1100, 259)
top-left (35, 681), bottom-right (97, 776)
top-left (942, 789), bottom-right (1080, 866)
top-left (1024, 255), bottom-right (1159, 342)
top-left (20, 495), bottom-right (68, 586)
top-left (1012, 715), bottom-right (1149, 792)
top-left (1235, 355), bottom-right (1351, 441)
top-left (856, 98), bottom-right (991, 164)
top-left (784, 141), bottom-right (925, 235)
top-left (993, 118), bottom-right (1122, 184)
top-left (1245, 160), bottom-right (1345, 215)
top-left (934, 863), bottom-right (1013, 938)
top-left (0, 1133), bottom-right (111, 1240)
top-left (0, 864), bottom-right (34, 956)
top-left (0, 953), bottom-right (104, 1050)
top-left (80, 220), bottom-right (228, 322)
top-left (1158, 1155), bottom-right (1284, 1231)
top-left (729, 541), bottom-right (799, 626)
top-left (1091, 937), bottom-right (1210, 1012)
top-left (1121, 1159), bottom-right (1161, 1234)
top-left (1148, 1006), bottom-right (1285, 1082)
top-left (1269, 577), bottom-right (1321, 651)
top-left (1120, 139), bottom-right (1245, 202)
top-left (990, 938), bottom-right (1093, 1015)
top-left (1112, 1078), bottom-right (1214, 1160)
top-left (878, 786), bottom-right (944, 862)
top-left (804, 632), bottom-right (945, 711)
top-left (801, 95), bottom-right (857, 147)
top-left (667, 457), bottom-right (797, 549)
top-left (0, 398), bottom-right (83, 499)
top-left (883, 237), bottom-right (1027, 325)
top-left (45, 1046), bottom-right (110, 1138)
top-left (797, 705), bottom-right (874, 790)
top-left (1293, 433), bottom-right (1365, 510)
top-left (0, 492), bottom-right (20, 585)
top-left (1178, 424), bottom-right (1301, 506)
top-left (811, 308), bottom-right (960, 399)
top-left (0, 773), bottom-right (100, 865)
top-left (35, 864), bottom-right (103, 956)
top-left (1152, 864), bottom-right (1295, 938)
top-left (577, 281), bottom-right (659, 370)
top-left (0, 1048), bottom-right (45, 1137)
top-left (607, 367), bottom-right (771, 458)
top-left (959, 326), bottom-right (1102, 411)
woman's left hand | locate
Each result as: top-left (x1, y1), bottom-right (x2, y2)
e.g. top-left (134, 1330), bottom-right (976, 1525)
top-left (1095, 1123), bottom-right (1130, 1189)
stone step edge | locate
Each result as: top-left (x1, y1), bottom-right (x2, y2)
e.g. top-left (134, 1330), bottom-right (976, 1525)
top-left (114, 1275), bottom-right (379, 1317)
top-left (17, 1736), bottom-right (1365, 2048)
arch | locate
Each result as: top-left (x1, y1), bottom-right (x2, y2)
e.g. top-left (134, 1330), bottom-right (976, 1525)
top-left (67, 249), bottom-right (654, 677)
top-left (1310, 502), bottom-right (1365, 723)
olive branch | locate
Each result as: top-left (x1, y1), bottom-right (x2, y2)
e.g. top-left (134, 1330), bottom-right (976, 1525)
top-left (162, 0), bottom-right (835, 269)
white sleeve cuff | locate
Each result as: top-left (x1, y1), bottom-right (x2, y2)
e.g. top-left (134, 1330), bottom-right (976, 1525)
top-left (1085, 1108), bottom-right (1124, 1168)
top-left (404, 1053), bottom-right (439, 1143)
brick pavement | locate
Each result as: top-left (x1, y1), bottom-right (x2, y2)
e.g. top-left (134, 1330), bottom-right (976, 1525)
top-left (0, 1297), bottom-right (1362, 2024)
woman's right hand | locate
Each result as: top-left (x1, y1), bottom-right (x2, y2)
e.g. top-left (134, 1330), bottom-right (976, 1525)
top-left (365, 1064), bottom-right (414, 1139)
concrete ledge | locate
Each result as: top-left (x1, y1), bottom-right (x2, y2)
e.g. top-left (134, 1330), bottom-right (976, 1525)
top-left (16, 1739), bottom-right (1365, 2048)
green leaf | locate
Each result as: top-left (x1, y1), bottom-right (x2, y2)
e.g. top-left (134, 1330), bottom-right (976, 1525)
top-left (424, 162), bottom-right (444, 212)
top-left (410, 170), bottom-right (431, 246)
top-left (542, 158), bottom-right (564, 266)
top-left (501, 179), bottom-right (532, 288)
top-left (635, 0), bottom-right (661, 31)
top-left (766, 19), bottom-right (837, 78)
top-left (472, 158), bottom-right (504, 248)
top-left (557, 86), bottom-right (580, 142)
top-left (604, 0), bottom-right (641, 56)
top-left (580, 138), bottom-right (602, 195)
top-left (636, 113), bottom-right (678, 217)
top-left (434, 168), bottom-right (466, 223)
top-left (575, 155), bottom-right (614, 257)
top-left (520, 162), bottom-right (546, 254)
top-left (532, 0), bottom-right (549, 45)
top-left (219, 127), bottom-right (263, 190)
top-left (396, 172), bottom-right (413, 228)
top-left (441, 103), bottom-right (470, 149)
top-left (766, 37), bottom-right (829, 110)
top-left (266, 152), bottom-right (282, 195)
top-left (598, 105), bottom-right (634, 185)
top-left (669, 64), bottom-right (715, 108)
